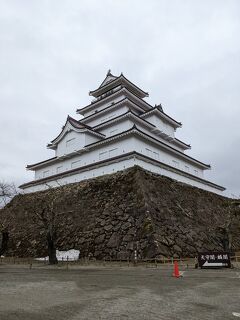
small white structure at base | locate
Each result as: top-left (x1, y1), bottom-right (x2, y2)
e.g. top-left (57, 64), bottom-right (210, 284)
top-left (36, 249), bottom-right (80, 262)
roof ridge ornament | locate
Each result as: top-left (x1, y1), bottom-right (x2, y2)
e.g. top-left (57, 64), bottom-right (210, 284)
top-left (107, 69), bottom-right (113, 76)
top-left (155, 103), bottom-right (163, 112)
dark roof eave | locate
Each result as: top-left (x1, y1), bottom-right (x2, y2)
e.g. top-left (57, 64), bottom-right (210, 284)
top-left (142, 107), bottom-right (182, 127)
top-left (47, 143), bottom-right (56, 150)
top-left (77, 86), bottom-right (123, 113)
top-left (89, 74), bottom-right (148, 98)
top-left (174, 138), bottom-right (191, 148)
top-left (26, 156), bottom-right (58, 170)
top-left (49, 115), bottom-right (104, 145)
top-left (121, 74), bottom-right (149, 97)
top-left (67, 116), bottom-right (104, 137)
top-left (89, 76), bottom-right (121, 96)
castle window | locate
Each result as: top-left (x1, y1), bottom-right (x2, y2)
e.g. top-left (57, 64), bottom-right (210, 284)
top-left (153, 152), bottom-right (159, 160)
top-left (71, 160), bottom-right (81, 169)
top-left (145, 148), bottom-right (153, 157)
top-left (99, 151), bottom-right (108, 160)
top-left (101, 114), bottom-right (116, 123)
top-left (43, 170), bottom-right (50, 177)
top-left (172, 160), bottom-right (179, 168)
top-left (66, 138), bottom-right (75, 148)
top-left (109, 148), bottom-right (118, 157)
top-left (56, 166), bottom-right (63, 173)
top-left (110, 129), bottom-right (118, 135)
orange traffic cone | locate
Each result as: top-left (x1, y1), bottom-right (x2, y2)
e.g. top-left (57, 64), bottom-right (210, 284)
top-left (173, 261), bottom-right (180, 278)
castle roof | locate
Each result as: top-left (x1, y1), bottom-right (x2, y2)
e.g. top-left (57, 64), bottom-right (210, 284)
top-left (89, 71), bottom-right (149, 99)
top-left (141, 106), bottom-right (182, 128)
top-left (47, 115), bottom-right (105, 149)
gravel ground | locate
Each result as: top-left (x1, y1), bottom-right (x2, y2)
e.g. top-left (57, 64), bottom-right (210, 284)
top-left (0, 264), bottom-right (240, 320)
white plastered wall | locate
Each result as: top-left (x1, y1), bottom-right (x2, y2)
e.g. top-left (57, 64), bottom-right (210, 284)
top-left (98, 118), bottom-right (185, 152)
top-left (84, 104), bottom-right (129, 127)
top-left (26, 155), bottom-right (221, 195)
top-left (35, 137), bottom-right (135, 180)
top-left (143, 114), bottom-right (175, 137)
top-left (131, 136), bottom-right (204, 178)
top-left (56, 131), bottom-right (100, 158)
top-left (33, 133), bottom-right (205, 185)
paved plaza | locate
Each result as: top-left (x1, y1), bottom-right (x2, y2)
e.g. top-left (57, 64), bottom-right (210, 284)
top-left (0, 264), bottom-right (240, 320)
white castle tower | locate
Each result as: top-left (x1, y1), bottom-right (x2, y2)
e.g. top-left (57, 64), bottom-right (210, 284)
top-left (20, 71), bottom-right (225, 194)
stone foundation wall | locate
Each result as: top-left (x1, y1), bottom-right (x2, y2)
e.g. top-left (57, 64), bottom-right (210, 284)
top-left (1, 166), bottom-right (239, 259)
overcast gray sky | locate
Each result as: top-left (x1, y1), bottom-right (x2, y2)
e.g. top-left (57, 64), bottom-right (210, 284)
top-left (0, 0), bottom-right (239, 196)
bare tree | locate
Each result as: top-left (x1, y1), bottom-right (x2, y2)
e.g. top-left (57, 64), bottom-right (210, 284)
top-left (0, 181), bottom-right (17, 256)
top-left (26, 183), bottom-right (70, 264)
top-left (0, 181), bottom-right (17, 207)
top-left (0, 221), bottom-right (9, 256)
top-left (220, 200), bottom-right (240, 252)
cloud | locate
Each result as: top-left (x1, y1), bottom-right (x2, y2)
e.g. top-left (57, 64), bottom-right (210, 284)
top-left (0, 0), bottom-right (239, 196)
